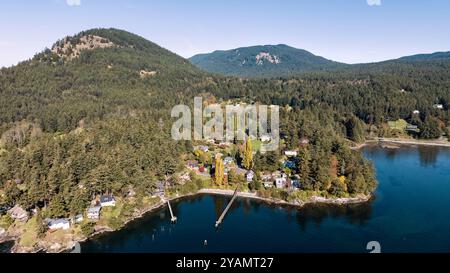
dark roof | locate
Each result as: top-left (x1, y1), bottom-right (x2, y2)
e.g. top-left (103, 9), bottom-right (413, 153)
top-left (100, 195), bottom-right (115, 203)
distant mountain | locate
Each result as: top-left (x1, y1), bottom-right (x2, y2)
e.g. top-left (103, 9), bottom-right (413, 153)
top-left (189, 44), bottom-right (347, 78)
top-left (397, 51), bottom-right (450, 62)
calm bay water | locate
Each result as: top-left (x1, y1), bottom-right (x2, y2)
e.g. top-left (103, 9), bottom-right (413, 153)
top-left (80, 145), bottom-right (450, 253)
top-left (2, 145), bottom-right (450, 253)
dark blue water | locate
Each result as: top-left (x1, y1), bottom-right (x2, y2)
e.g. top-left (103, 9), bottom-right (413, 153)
top-left (3, 145), bottom-right (450, 253)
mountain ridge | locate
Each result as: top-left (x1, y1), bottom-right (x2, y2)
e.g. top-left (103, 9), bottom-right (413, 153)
top-left (189, 44), bottom-right (347, 78)
top-left (190, 44), bottom-right (450, 78)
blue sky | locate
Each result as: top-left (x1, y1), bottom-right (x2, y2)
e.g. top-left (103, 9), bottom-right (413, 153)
top-left (1, 0), bottom-right (450, 67)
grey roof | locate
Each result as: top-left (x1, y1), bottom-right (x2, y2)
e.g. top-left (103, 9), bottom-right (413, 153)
top-left (88, 206), bottom-right (102, 214)
top-left (45, 218), bottom-right (70, 226)
top-left (100, 195), bottom-right (115, 203)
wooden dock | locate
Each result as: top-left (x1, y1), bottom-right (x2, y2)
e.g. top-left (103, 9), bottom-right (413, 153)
top-left (167, 200), bottom-right (177, 223)
top-left (215, 188), bottom-right (239, 228)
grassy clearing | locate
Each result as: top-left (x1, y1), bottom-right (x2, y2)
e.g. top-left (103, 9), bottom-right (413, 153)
top-left (388, 119), bottom-right (408, 131)
top-left (18, 217), bottom-right (38, 247)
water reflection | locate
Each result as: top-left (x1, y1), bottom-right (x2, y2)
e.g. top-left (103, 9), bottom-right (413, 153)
top-left (418, 146), bottom-right (439, 166)
top-left (364, 144), bottom-right (441, 166)
top-left (295, 201), bottom-right (373, 231)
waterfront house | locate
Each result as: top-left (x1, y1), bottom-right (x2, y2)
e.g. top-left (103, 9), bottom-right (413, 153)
top-left (406, 125), bottom-right (420, 133)
top-left (284, 150), bottom-right (298, 157)
top-left (153, 181), bottom-right (165, 197)
top-left (275, 177), bottom-right (287, 189)
top-left (100, 195), bottom-right (116, 207)
top-left (46, 218), bottom-right (70, 230)
top-left (8, 205), bottom-right (28, 222)
top-left (284, 160), bottom-right (296, 169)
top-left (87, 206), bottom-right (101, 220)
top-left (291, 180), bottom-right (301, 189)
top-left (246, 170), bottom-right (255, 182)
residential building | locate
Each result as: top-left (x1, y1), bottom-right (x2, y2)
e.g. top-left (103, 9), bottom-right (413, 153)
top-left (46, 218), bottom-right (71, 230)
top-left (284, 150), bottom-right (298, 157)
top-left (87, 206), bottom-right (101, 220)
top-left (275, 177), bottom-right (287, 189)
top-left (100, 195), bottom-right (116, 207)
top-left (246, 170), bottom-right (255, 182)
top-left (8, 205), bottom-right (28, 222)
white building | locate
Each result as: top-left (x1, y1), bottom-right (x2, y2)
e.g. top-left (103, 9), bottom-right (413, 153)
top-left (284, 150), bottom-right (298, 157)
top-left (87, 206), bottom-right (102, 220)
top-left (275, 177), bottom-right (287, 189)
top-left (46, 218), bottom-right (71, 230)
top-left (433, 104), bottom-right (444, 110)
top-left (246, 170), bottom-right (255, 182)
top-left (100, 195), bottom-right (116, 207)
top-left (413, 110), bottom-right (420, 115)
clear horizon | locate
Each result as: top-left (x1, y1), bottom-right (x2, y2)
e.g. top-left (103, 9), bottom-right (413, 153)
top-left (1, 0), bottom-right (450, 68)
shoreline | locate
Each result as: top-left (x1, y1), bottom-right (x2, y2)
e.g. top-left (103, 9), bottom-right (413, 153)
top-left (351, 138), bottom-right (450, 150)
top-left (5, 189), bottom-right (371, 253)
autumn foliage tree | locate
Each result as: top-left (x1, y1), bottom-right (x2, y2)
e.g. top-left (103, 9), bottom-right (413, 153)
top-left (243, 138), bottom-right (253, 170)
top-left (214, 155), bottom-right (224, 186)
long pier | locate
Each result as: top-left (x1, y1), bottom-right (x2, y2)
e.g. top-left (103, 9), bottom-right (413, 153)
top-left (167, 200), bottom-right (177, 223)
top-left (215, 188), bottom-right (239, 228)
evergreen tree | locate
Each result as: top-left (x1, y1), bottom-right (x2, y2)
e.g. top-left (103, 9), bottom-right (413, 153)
top-left (35, 208), bottom-right (47, 238)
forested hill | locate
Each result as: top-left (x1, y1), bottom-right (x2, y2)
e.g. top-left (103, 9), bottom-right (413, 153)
top-left (0, 28), bottom-right (206, 133)
top-left (0, 28), bottom-right (447, 224)
top-left (189, 44), bottom-right (450, 78)
top-left (397, 51), bottom-right (450, 62)
top-left (189, 44), bottom-right (347, 78)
